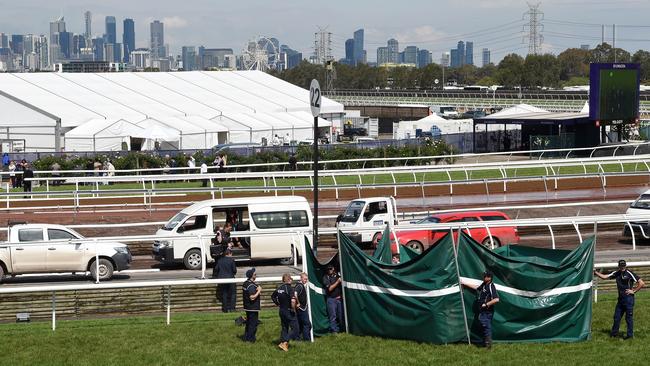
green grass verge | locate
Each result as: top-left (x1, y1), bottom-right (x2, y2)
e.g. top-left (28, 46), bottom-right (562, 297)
top-left (0, 292), bottom-right (647, 366)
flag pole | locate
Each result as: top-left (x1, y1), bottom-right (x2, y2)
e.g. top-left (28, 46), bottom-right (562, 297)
top-left (452, 228), bottom-right (472, 345)
top-left (302, 233), bottom-right (315, 342)
top-left (336, 229), bottom-right (350, 333)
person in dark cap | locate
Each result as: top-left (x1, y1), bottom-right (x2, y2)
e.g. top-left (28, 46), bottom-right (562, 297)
top-left (463, 270), bottom-right (499, 348)
top-left (323, 265), bottom-right (344, 333)
top-left (242, 267), bottom-right (262, 342)
top-left (272, 273), bottom-right (299, 352)
top-left (595, 260), bottom-right (645, 339)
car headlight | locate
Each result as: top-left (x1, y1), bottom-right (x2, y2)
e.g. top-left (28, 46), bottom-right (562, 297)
top-left (155, 240), bottom-right (172, 248)
top-left (114, 247), bottom-right (129, 254)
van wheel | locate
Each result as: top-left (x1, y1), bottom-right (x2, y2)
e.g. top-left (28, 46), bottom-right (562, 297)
top-left (90, 259), bottom-right (114, 281)
top-left (0, 265), bottom-right (4, 283)
top-left (279, 246), bottom-right (295, 265)
top-left (482, 237), bottom-right (501, 249)
top-left (184, 249), bottom-right (203, 270)
top-left (406, 240), bottom-right (424, 254)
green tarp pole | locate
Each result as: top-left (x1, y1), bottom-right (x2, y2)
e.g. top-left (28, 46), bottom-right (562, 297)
top-left (452, 228), bottom-right (471, 344)
top-left (337, 229), bottom-right (350, 333)
top-left (302, 234), bottom-right (315, 343)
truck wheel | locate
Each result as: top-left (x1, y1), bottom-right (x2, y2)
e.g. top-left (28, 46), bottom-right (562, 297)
top-left (184, 249), bottom-right (203, 270)
top-left (0, 264), bottom-right (4, 283)
top-left (406, 240), bottom-right (424, 254)
top-left (90, 258), bottom-right (114, 281)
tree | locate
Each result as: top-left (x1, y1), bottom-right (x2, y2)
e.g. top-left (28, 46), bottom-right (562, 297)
top-left (522, 54), bottom-right (560, 88)
top-left (557, 48), bottom-right (590, 80)
top-left (418, 63), bottom-right (443, 89)
top-left (496, 53), bottom-right (524, 87)
top-left (589, 43), bottom-right (631, 63)
top-left (632, 50), bottom-right (650, 82)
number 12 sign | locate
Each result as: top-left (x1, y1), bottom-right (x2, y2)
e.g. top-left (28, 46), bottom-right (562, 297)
top-left (310, 79), bottom-right (321, 117)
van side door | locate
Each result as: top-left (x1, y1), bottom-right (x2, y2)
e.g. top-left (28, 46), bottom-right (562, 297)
top-left (11, 228), bottom-right (48, 273)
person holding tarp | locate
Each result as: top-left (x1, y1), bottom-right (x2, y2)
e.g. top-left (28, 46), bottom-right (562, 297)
top-left (462, 271), bottom-right (499, 348)
top-left (294, 272), bottom-right (313, 341)
top-left (323, 265), bottom-right (344, 333)
top-left (594, 260), bottom-right (645, 339)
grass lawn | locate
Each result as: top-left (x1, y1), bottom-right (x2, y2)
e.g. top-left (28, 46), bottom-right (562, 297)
top-left (0, 292), bottom-right (648, 366)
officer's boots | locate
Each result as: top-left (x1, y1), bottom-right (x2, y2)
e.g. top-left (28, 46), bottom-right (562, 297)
top-left (484, 336), bottom-right (492, 349)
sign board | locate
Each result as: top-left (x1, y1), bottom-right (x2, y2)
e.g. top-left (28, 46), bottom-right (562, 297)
top-left (589, 63), bottom-right (640, 125)
top-left (309, 79), bottom-right (321, 117)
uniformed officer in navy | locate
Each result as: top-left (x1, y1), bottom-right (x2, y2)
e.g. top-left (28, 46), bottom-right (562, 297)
top-left (294, 272), bottom-right (313, 341)
top-left (272, 273), bottom-right (299, 351)
top-left (595, 260), bottom-right (645, 339)
top-left (463, 271), bottom-right (500, 348)
top-left (242, 267), bottom-right (262, 342)
top-left (213, 248), bottom-right (237, 312)
top-left (323, 265), bottom-right (344, 333)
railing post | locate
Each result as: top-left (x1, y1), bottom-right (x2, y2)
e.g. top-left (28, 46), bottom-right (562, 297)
top-left (94, 238), bottom-right (100, 284)
top-left (199, 234), bottom-right (206, 279)
top-left (46, 179), bottom-right (50, 200)
top-left (547, 221), bottom-right (556, 250)
top-left (483, 223), bottom-right (494, 250)
top-left (483, 179), bottom-right (490, 205)
top-left (52, 291), bottom-right (56, 331)
top-left (626, 220), bottom-right (636, 251)
top-left (166, 286), bottom-right (172, 325)
top-left (5, 183), bottom-right (9, 209)
top-left (209, 178), bottom-right (215, 200)
top-left (142, 179), bottom-right (147, 206)
top-left (572, 221), bottom-right (582, 243)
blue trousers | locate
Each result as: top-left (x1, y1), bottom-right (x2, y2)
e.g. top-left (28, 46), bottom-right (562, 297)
top-left (279, 308), bottom-right (299, 342)
top-left (244, 311), bottom-right (258, 342)
top-left (612, 296), bottom-right (635, 337)
top-left (326, 297), bottom-right (344, 333)
top-left (479, 312), bottom-right (493, 341)
top-left (297, 308), bottom-right (312, 341)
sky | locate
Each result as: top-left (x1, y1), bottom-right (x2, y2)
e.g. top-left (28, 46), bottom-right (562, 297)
top-left (2, 0), bottom-right (650, 63)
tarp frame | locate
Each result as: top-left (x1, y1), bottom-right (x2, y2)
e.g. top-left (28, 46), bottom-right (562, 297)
top-left (452, 228), bottom-right (472, 344)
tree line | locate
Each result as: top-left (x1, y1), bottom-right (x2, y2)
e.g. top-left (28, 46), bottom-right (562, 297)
top-left (270, 43), bottom-right (650, 90)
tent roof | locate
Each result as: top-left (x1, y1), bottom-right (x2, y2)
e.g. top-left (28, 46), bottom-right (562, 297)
top-left (66, 119), bottom-right (148, 138)
top-left (488, 104), bottom-right (548, 118)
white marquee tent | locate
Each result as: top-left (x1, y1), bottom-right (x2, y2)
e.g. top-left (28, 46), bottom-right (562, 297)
top-left (0, 71), bottom-right (345, 152)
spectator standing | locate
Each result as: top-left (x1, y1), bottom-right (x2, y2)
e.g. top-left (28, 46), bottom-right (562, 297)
top-left (213, 248), bottom-right (237, 313)
top-left (294, 272), bottom-right (312, 341)
top-left (213, 155), bottom-right (222, 174)
top-left (323, 265), bottom-right (344, 333)
top-left (93, 160), bottom-right (102, 177)
top-left (272, 134), bottom-right (280, 146)
top-left (595, 260), bottom-right (645, 339)
top-left (51, 161), bottom-right (62, 186)
top-left (242, 268), bottom-right (262, 342)
top-left (8, 160), bottom-right (16, 188)
top-left (288, 154), bottom-right (297, 171)
top-left (22, 162), bottom-right (34, 198)
top-left (15, 159), bottom-right (26, 188)
top-left (272, 273), bottom-right (299, 351)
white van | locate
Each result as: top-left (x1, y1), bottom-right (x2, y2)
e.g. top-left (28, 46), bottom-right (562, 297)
top-left (336, 197), bottom-right (398, 245)
top-left (624, 189), bottom-right (650, 238)
top-left (153, 196), bottom-right (312, 269)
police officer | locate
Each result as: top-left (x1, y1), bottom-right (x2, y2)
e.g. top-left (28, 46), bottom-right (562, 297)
top-left (213, 248), bottom-right (237, 312)
top-left (294, 272), bottom-right (312, 341)
top-left (595, 260), bottom-right (645, 339)
top-left (242, 268), bottom-right (262, 342)
top-left (323, 265), bottom-right (344, 333)
top-left (272, 273), bottom-right (299, 351)
top-left (463, 271), bottom-right (499, 348)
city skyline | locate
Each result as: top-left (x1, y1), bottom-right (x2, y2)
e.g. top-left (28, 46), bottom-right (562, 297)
top-left (2, 0), bottom-right (650, 62)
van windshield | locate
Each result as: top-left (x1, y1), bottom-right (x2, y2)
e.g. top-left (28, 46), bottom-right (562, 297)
top-left (632, 194), bottom-right (650, 209)
top-left (163, 213), bottom-right (187, 230)
top-left (341, 201), bottom-right (365, 223)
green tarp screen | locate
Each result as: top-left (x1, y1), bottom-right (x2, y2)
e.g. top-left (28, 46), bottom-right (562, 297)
top-left (304, 237), bottom-right (340, 336)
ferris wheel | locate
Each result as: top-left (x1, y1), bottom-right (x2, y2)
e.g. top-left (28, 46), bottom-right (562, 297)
top-left (242, 36), bottom-right (280, 71)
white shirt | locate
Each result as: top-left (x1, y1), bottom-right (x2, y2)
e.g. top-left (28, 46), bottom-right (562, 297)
top-left (188, 159), bottom-right (195, 168)
top-left (200, 163), bottom-right (208, 174)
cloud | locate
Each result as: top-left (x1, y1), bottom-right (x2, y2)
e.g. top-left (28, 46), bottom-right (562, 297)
top-left (395, 25), bottom-right (446, 44)
top-left (161, 16), bottom-right (188, 29)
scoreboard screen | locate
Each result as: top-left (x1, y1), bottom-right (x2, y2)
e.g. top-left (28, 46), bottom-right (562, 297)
top-left (589, 63), bottom-right (640, 124)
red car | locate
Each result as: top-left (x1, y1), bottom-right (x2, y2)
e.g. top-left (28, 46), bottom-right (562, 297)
top-left (392, 211), bottom-right (520, 253)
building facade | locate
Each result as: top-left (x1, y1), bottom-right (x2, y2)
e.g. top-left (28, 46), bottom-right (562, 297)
top-left (123, 19), bottom-right (135, 63)
top-left (150, 20), bottom-right (165, 59)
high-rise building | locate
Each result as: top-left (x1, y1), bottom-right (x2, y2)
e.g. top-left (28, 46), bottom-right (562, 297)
top-left (49, 17), bottom-right (66, 64)
top-left (84, 11), bottom-right (92, 40)
top-left (344, 38), bottom-right (354, 65)
top-left (131, 49), bottom-right (151, 70)
top-left (150, 20), bottom-right (165, 58)
top-left (201, 48), bottom-right (234, 69)
top-left (59, 31), bottom-right (72, 59)
top-left (417, 49), bottom-right (432, 68)
top-left (450, 49), bottom-right (459, 68)
top-left (482, 48), bottom-right (491, 66)
top-left (404, 46), bottom-right (418, 65)
top-left (123, 18), bottom-right (135, 63)
top-left (0, 33), bottom-right (9, 48)
top-left (450, 41), bottom-right (466, 68)
top-left (387, 38), bottom-right (399, 64)
top-left (465, 41), bottom-right (474, 66)
top-left (181, 46), bottom-right (196, 71)
top-left (377, 47), bottom-right (389, 65)
top-left (10, 34), bottom-right (24, 55)
top-left (104, 43), bottom-right (114, 63)
top-left (105, 16), bottom-right (116, 45)
top-left (92, 37), bottom-right (104, 61)
top-left (353, 29), bottom-right (365, 65)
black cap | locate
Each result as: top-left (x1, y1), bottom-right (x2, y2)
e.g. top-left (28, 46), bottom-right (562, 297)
top-left (618, 260), bottom-right (627, 268)
top-left (246, 267), bottom-right (256, 279)
top-left (483, 271), bottom-right (493, 278)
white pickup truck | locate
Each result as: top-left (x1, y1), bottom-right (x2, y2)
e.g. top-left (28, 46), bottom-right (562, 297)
top-left (0, 224), bottom-right (132, 282)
